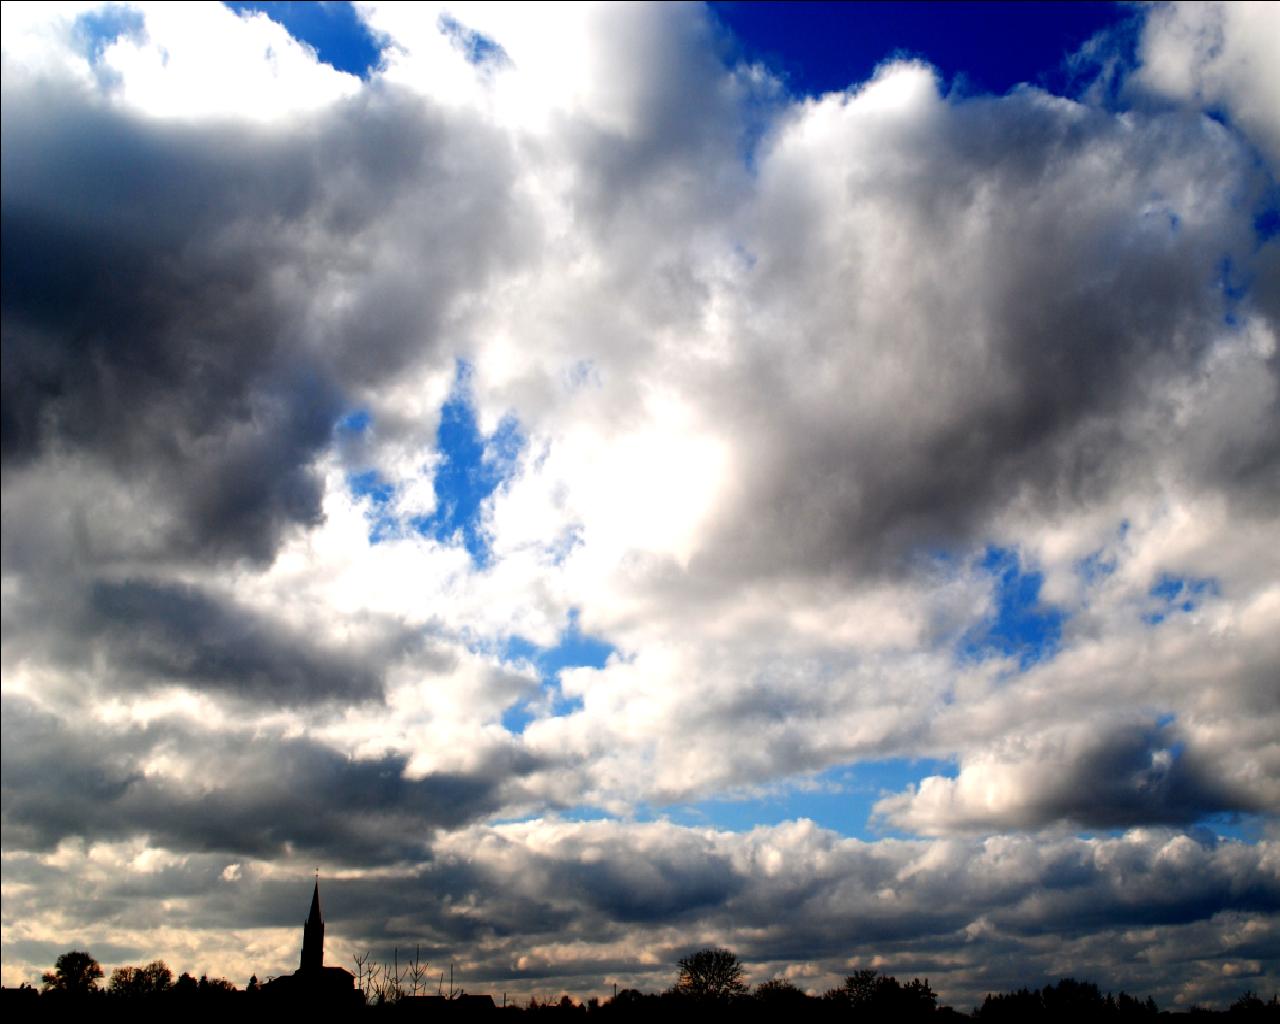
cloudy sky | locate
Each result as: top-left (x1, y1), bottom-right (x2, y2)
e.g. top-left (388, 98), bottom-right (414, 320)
top-left (2, 0), bottom-right (1278, 1009)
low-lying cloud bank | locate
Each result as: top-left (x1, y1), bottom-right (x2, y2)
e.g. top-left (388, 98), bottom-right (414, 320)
top-left (3, 821), bottom-right (1276, 1008)
top-left (2, 0), bottom-right (1277, 1009)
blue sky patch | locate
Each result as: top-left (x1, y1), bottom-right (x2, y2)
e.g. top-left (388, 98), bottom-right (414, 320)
top-left (73, 6), bottom-right (144, 89)
top-left (438, 13), bottom-right (509, 69)
top-left (410, 364), bottom-right (522, 567)
top-left (1256, 207), bottom-right (1280, 244)
top-left (711, 1), bottom-right (1126, 99)
top-left (656, 758), bottom-right (956, 839)
top-left (961, 546), bottom-right (1066, 669)
top-left (500, 609), bottom-right (616, 734)
top-left (1254, 184), bottom-right (1280, 245)
top-left (340, 369), bottom-right (523, 560)
top-left (1076, 547), bottom-right (1117, 587)
top-left (347, 468), bottom-right (398, 543)
top-left (1198, 813), bottom-right (1270, 844)
top-left (1145, 574), bottom-right (1219, 624)
top-left (1074, 520), bottom-right (1129, 587)
top-left (74, 7), bottom-right (145, 62)
top-left (336, 408), bottom-right (372, 435)
top-left (224, 1), bottom-right (381, 77)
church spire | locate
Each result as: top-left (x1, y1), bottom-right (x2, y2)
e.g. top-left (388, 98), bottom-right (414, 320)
top-left (300, 876), bottom-right (324, 973)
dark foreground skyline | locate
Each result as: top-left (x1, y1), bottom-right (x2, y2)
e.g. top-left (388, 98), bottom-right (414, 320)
top-left (16, 912), bottom-right (1277, 1020)
top-left (2, 0), bottom-right (1277, 1010)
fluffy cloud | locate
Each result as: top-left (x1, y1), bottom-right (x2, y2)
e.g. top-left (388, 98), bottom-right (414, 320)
top-left (874, 722), bottom-right (1269, 835)
top-left (3, 820), bottom-right (1276, 1007)
top-left (2, 0), bottom-right (1277, 1005)
top-left (0, 695), bottom-right (542, 861)
top-left (1131, 1), bottom-right (1280, 164)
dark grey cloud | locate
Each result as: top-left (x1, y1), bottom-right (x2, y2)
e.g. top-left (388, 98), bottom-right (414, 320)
top-left (10, 819), bottom-right (1272, 1005)
top-left (427, 822), bottom-right (1279, 985)
top-left (0, 573), bottom-right (420, 704)
top-left (877, 721), bottom-right (1272, 836)
top-left (83, 578), bottom-right (391, 702)
top-left (475, 826), bottom-right (748, 929)
top-left (1, 78), bottom-right (524, 565)
top-left (0, 697), bottom-right (541, 863)
top-left (1026, 724), bottom-right (1268, 829)
top-left (690, 88), bottom-right (1279, 583)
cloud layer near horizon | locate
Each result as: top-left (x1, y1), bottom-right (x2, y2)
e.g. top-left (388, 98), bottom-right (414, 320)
top-left (2, 0), bottom-right (1277, 1010)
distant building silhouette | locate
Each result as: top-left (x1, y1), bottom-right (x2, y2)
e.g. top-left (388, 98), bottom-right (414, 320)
top-left (262, 878), bottom-right (362, 1009)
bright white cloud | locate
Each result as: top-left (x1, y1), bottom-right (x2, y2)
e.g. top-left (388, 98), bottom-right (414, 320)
top-left (2, 1), bottom-right (360, 119)
top-left (1132, 0), bottom-right (1280, 163)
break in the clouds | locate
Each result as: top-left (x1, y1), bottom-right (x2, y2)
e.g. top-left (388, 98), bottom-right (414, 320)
top-left (2, 0), bottom-right (1277, 1010)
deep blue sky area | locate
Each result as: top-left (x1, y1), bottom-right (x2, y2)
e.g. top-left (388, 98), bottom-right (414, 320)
top-left (227, 1), bottom-right (1131, 96)
top-left (225, 0), bottom-right (381, 76)
top-left (711, 1), bottom-right (1129, 96)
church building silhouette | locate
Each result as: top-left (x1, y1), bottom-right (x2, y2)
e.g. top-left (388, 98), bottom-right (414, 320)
top-left (301, 878), bottom-right (325, 973)
top-left (262, 879), bottom-right (363, 1007)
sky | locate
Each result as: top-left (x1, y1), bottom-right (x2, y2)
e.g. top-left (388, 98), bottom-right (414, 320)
top-left (1, 0), bottom-right (1277, 1009)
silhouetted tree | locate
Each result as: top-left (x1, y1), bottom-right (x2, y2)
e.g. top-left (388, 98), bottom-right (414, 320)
top-left (42, 951), bottom-right (102, 995)
top-left (405, 944), bottom-right (429, 996)
top-left (838, 969), bottom-right (880, 1008)
top-left (826, 970), bottom-right (936, 1019)
top-left (754, 977), bottom-right (809, 1008)
top-left (146, 961), bottom-right (175, 996)
top-left (1229, 991), bottom-right (1279, 1019)
top-left (673, 948), bottom-right (747, 1002)
top-left (1041, 977), bottom-right (1105, 1019)
top-left (978, 979), bottom-right (1165, 1021)
top-left (1115, 991), bottom-right (1159, 1017)
top-left (352, 950), bottom-right (372, 1001)
top-left (109, 960), bottom-right (175, 999)
top-left (976, 985), bottom-right (1042, 1020)
top-left (901, 977), bottom-right (938, 1015)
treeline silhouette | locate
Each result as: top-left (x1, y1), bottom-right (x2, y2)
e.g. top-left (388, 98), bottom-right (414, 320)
top-left (5, 947), bottom-right (1277, 1020)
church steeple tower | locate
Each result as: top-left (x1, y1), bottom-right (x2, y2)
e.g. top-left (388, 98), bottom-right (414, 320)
top-left (300, 877), bottom-right (324, 973)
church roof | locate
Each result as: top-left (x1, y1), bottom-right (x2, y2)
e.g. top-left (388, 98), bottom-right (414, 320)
top-left (307, 880), bottom-right (322, 925)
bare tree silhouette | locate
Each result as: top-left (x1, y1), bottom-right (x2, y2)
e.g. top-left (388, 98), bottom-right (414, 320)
top-left (351, 950), bottom-right (372, 1002)
top-left (439, 961), bottom-right (461, 1000)
top-left (405, 944), bottom-right (428, 997)
top-left (672, 948), bottom-right (747, 1002)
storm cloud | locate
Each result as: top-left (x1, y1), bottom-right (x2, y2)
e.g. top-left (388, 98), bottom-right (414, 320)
top-left (1, 75), bottom-right (523, 564)
top-left (0, 696), bottom-right (538, 861)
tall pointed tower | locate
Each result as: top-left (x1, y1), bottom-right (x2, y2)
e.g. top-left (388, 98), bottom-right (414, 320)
top-left (300, 879), bottom-right (324, 973)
